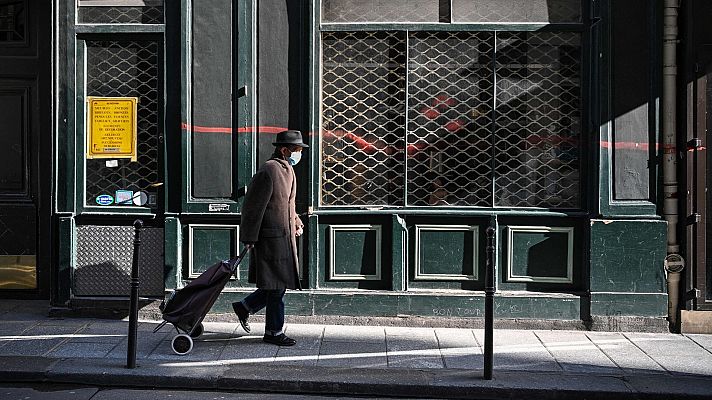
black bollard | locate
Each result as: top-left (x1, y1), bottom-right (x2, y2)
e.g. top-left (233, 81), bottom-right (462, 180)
top-left (127, 219), bottom-right (143, 369)
top-left (484, 226), bottom-right (495, 380)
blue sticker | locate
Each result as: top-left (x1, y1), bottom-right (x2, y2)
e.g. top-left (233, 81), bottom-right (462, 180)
top-left (115, 190), bottom-right (133, 205)
top-left (96, 194), bottom-right (114, 205)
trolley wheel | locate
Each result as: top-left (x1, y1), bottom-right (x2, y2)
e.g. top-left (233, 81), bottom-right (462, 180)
top-left (171, 334), bottom-right (193, 355)
top-left (189, 323), bottom-right (204, 338)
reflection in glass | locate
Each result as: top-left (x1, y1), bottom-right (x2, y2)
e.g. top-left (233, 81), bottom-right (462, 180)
top-left (0, 255), bottom-right (37, 289)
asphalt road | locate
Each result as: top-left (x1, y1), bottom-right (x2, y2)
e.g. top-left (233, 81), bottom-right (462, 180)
top-left (0, 384), bottom-right (438, 400)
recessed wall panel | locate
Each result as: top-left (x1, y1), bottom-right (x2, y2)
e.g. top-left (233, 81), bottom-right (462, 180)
top-left (506, 226), bottom-right (573, 283)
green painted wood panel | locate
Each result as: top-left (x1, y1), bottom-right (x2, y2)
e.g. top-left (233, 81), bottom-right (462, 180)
top-left (164, 217), bottom-right (180, 290)
top-left (188, 226), bottom-right (237, 277)
top-left (210, 290), bottom-right (581, 320)
top-left (590, 293), bottom-right (667, 317)
top-left (331, 229), bottom-right (379, 278)
top-left (417, 228), bottom-right (475, 278)
top-left (317, 218), bottom-right (390, 290)
top-left (508, 229), bottom-right (571, 282)
top-left (589, 219), bottom-right (666, 293)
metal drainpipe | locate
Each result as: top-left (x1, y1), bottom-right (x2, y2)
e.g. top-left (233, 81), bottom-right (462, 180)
top-left (662, 0), bottom-right (684, 327)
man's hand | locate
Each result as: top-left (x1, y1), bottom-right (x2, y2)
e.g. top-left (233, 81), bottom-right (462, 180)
top-left (295, 226), bottom-right (304, 237)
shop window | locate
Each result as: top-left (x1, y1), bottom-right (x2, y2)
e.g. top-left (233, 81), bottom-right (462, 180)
top-left (84, 40), bottom-right (161, 208)
top-left (320, 31), bottom-right (582, 208)
top-left (322, 0), bottom-right (442, 23)
top-left (452, 0), bottom-right (581, 23)
top-left (78, 0), bottom-right (164, 25)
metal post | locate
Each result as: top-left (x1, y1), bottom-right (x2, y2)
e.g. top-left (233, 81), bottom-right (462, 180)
top-left (484, 226), bottom-right (495, 380)
top-left (127, 219), bottom-right (143, 369)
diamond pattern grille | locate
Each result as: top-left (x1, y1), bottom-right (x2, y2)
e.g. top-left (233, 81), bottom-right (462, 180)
top-left (321, 31), bottom-right (406, 206)
top-left (320, 31), bottom-right (581, 209)
top-left (494, 32), bottom-right (581, 208)
top-left (74, 225), bottom-right (164, 297)
top-left (85, 40), bottom-right (161, 207)
top-left (322, 0), bottom-right (440, 23)
top-left (407, 32), bottom-right (494, 206)
top-left (79, 6), bottom-right (164, 24)
top-left (452, 0), bottom-right (581, 23)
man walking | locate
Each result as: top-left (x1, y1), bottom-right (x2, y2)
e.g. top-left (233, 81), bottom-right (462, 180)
top-left (232, 130), bottom-right (307, 346)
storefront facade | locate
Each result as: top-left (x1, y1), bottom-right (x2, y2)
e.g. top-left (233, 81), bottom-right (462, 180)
top-left (5, 0), bottom-right (699, 329)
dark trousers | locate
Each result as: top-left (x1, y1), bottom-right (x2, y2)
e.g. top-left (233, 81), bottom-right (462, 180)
top-left (240, 288), bottom-right (286, 336)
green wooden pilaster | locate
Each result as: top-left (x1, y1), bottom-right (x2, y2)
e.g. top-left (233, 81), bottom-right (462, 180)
top-left (392, 214), bottom-right (406, 291)
top-left (308, 214), bottom-right (319, 289)
top-left (164, 217), bottom-right (181, 290)
top-left (54, 217), bottom-right (75, 306)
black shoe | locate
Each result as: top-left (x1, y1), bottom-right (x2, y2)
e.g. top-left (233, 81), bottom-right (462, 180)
top-left (232, 302), bottom-right (251, 333)
top-left (263, 333), bottom-right (296, 346)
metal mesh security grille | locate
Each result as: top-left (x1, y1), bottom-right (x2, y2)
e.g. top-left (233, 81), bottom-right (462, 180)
top-left (320, 31), bottom-right (582, 209)
top-left (407, 32), bottom-right (494, 207)
top-left (452, 0), bottom-right (581, 23)
top-left (74, 225), bottom-right (164, 296)
top-left (78, 6), bottom-right (164, 24)
top-left (494, 32), bottom-right (581, 208)
top-left (322, 0), bottom-right (440, 23)
top-left (85, 40), bottom-right (160, 207)
top-left (321, 31), bottom-right (406, 206)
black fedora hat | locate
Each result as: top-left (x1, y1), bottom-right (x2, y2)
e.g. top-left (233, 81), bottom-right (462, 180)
top-left (273, 130), bottom-right (309, 148)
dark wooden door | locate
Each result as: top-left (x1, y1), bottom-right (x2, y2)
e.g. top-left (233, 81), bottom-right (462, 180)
top-left (0, 0), bottom-right (50, 296)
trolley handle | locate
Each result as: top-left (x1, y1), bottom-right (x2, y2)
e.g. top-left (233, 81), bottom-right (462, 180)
top-left (229, 245), bottom-right (252, 274)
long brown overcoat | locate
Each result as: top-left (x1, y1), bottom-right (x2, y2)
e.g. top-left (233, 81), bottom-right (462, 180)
top-left (240, 156), bottom-right (303, 290)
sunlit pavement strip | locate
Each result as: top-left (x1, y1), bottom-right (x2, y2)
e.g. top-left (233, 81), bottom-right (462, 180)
top-left (157, 337), bottom-right (674, 368)
top-left (0, 334), bottom-right (125, 341)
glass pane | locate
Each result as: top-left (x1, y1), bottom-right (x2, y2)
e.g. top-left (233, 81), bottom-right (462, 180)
top-left (0, 90), bottom-right (25, 192)
top-left (494, 32), bottom-right (581, 208)
top-left (0, 255), bottom-right (37, 289)
top-left (0, 1), bottom-right (26, 43)
top-left (78, 0), bottom-right (164, 24)
top-left (191, 1), bottom-right (233, 198)
top-left (407, 31), bottom-right (494, 207)
top-left (322, 0), bottom-right (441, 23)
top-left (85, 40), bottom-right (160, 208)
top-left (321, 31), bottom-right (406, 206)
top-left (452, 0), bottom-right (581, 23)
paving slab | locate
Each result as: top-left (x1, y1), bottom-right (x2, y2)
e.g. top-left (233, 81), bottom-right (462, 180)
top-left (587, 332), bottom-right (667, 374)
top-left (318, 341), bottom-right (387, 368)
top-left (218, 335), bottom-right (279, 364)
top-left (650, 355), bottom-right (712, 377)
top-left (47, 342), bottom-right (118, 358)
top-left (323, 325), bottom-right (385, 343)
top-left (274, 348), bottom-right (319, 367)
top-left (283, 324), bottom-right (323, 350)
top-left (686, 334), bottom-right (712, 353)
top-left (474, 329), bottom-right (560, 372)
top-left (625, 332), bottom-right (703, 357)
top-left (105, 330), bottom-right (169, 359)
top-left (535, 330), bottom-right (621, 375)
top-left (386, 331), bottom-right (443, 368)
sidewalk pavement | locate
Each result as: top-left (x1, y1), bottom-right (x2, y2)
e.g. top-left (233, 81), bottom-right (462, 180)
top-left (1, 301), bottom-right (711, 400)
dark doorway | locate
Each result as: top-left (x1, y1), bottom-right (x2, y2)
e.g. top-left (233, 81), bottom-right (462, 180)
top-left (0, 0), bottom-right (51, 298)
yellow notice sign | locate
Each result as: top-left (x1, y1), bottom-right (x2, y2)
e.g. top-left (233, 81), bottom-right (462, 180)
top-left (87, 96), bottom-right (138, 161)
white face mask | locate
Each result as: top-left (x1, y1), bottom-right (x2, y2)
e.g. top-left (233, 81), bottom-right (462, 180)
top-left (288, 150), bottom-right (302, 166)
